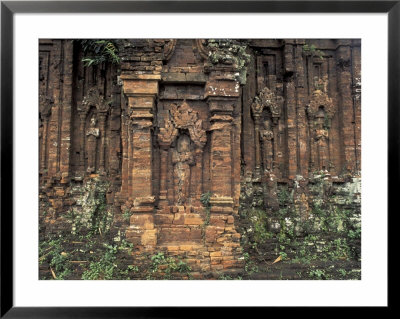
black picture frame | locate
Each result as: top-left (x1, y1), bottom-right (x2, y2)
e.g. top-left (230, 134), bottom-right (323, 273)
top-left (1, 0), bottom-right (395, 317)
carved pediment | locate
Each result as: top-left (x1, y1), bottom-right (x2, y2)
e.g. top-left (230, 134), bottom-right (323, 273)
top-left (158, 117), bottom-right (178, 146)
top-left (307, 89), bottom-right (335, 119)
top-left (171, 100), bottom-right (198, 129)
top-left (81, 88), bottom-right (111, 113)
top-left (195, 39), bottom-right (209, 60)
top-left (251, 96), bottom-right (263, 118)
top-left (163, 39), bottom-right (177, 61)
top-left (251, 87), bottom-right (284, 119)
top-left (159, 101), bottom-right (207, 149)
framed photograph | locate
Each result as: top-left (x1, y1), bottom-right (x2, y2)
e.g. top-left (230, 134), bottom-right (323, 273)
top-left (1, 0), bottom-right (394, 316)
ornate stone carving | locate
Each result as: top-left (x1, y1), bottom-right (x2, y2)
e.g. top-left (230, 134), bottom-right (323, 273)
top-left (307, 78), bottom-right (335, 120)
top-left (188, 119), bottom-right (207, 148)
top-left (250, 95), bottom-right (263, 120)
top-left (251, 87), bottom-right (283, 179)
top-left (259, 87), bottom-right (284, 119)
top-left (169, 100), bottom-right (207, 149)
top-left (81, 88), bottom-right (111, 113)
top-left (163, 39), bottom-right (177, 61)
top-left (158, 116), bottom-right (178, 147)
top-left (195, 39), bottom-right (209, 60)
top-left (260, 120), bottom-right (274, 172)
top-left (170, 101), bottom-right (197, 129)
top-left (86, 115), bottom-right (100, 173)
top-left (172, 135), bottom-right (195, 205)
top-left (307, 78), bottom-right (336, 171)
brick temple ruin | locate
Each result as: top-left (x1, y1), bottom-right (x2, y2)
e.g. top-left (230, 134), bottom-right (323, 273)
top-left (39, 39), bottom-right (361, 276)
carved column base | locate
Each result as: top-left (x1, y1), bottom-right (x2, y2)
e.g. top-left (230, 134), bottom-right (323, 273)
top-left (126, 196), bottom-right (157, 250)
top-left (158, 191), bottom-right (169, 207)
top-left (126, 214), bottom-right (157, 249)
top-left (130, 196), bottom-right (155, 214)
top-left (209, 196), bottom-right (234, 214)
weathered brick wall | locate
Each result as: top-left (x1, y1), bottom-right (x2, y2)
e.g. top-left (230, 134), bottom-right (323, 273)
top-left (39, 39), bottom-right (361, 278)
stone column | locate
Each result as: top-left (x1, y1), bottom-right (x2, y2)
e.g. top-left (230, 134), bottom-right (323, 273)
top-left (78, 111), bottom-right (86, 171)
top-left (271, 116), bottom-right (280, 174)
top-left (205, 72), bottom-right (240, 214)
top-left (284, 40), bottom-right (298, 180)
top-left (97, 111), bottom-right (107, 173)
top-left (192, 148), bottom-right (204, 206)
top-left (40, 116), bottom-right (49, 172)
top-left (294, 40), bottom-right (309, 178)
top-left (120, 74), bottom-right (160, 249)
top-left (336, 39), bottom-right (356, 175)
top-left (252, 112), bottom-right (262, 181)
top-left (159, 145), bottom-right (169, 206)
top-left (59, 40), bottom-right (74, 184)
top-left (208, 109), bottom-right (234, 214)
top-left (157, 116), bottom-right (178, 207)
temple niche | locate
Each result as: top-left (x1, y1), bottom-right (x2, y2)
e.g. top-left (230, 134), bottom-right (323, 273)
top-left (158, 100), bottom-right (206, 207)
top-left (77, 88), bottom-right (111, 176)
top-left (306, 78), bottom-right (336, 174)
top-left (172, 134), bottom-right (195, 205)
top-left (39, 39), bottom-right (361, 276)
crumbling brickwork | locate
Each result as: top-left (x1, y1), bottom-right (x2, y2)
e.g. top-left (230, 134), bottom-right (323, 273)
top-left (39, 39), bottom-right (361, 278)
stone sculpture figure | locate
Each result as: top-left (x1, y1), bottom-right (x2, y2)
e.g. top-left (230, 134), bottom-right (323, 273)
top-left (86, 116), bottom-right (100, 173)
top-left (172, 135), bottom-right (195, 205)
top-left (260, 119), bottom-right (274, 172)
top-left (314, 107), bottom-right (329, 171)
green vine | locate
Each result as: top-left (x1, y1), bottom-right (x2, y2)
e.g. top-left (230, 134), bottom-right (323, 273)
top-left (76, 39), bottom-right (120, 67)
top-left (205, 39), bottom-right (251, 84)
top-left (303, 44), bottom-right (324, 60)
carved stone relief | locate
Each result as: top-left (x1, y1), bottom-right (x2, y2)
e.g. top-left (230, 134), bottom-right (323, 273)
top-left (86, 115), bottom-right (100, 173)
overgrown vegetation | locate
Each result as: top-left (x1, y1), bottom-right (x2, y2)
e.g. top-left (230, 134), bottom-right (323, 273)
top-left (39, 178), bottom-right (195, 280)
top-left (200, 191), bottom-right (212, 226)
top-left (206, 39), bottom-right (251, 84)
top-left (237, 176), bottom-right (361, 280)
top-left (76, 39), bottom-right (120, 67)
top-left (146, 252), bottom-right (192, 280)
top-left (39, 178), bottom-right (136, 280)
top-left (303, 44), bottom-right (324, 60)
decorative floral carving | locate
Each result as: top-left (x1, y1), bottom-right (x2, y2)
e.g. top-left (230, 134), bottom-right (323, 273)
top-left (163, 39), bottom-right (177, 61)
top-left (251, 87), bottom-right (284, 119)
top-left (307, 89), bottom-right (335, 119)
top-left (158, 100), bottom-right (207, 149)
top-left (170, 100), bottom-right (198, 129)
top-left (195, 39), bottom-right (209, 60)
top-left (251, 96), bottom-right (263, 119)
top-left (158, 117), bottom-right (178, 146)
top-left (315, 129), bottom-right (329, 141)
top-left (261, 129), bottom-right (274, 141)
top-left (188, 119), bottom-right (207, 148)
top-left (81, 88), bottom-right (111, 113)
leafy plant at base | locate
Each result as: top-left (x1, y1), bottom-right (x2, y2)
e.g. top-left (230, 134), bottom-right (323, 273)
top-left (39, 238), bottom-right (72, 280)
top-left (122, 210), bottom-right (131, 222)
top-left (308, 269), bottom-right (330, 280)
top-left (243, 252), bottom-right (259, 275)
top-left (81, 244), bottom-right (117, 280)
top-left (200, 191), bottom-right (212, 226)
top-left (147, 252), bottom-right (192, 280)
